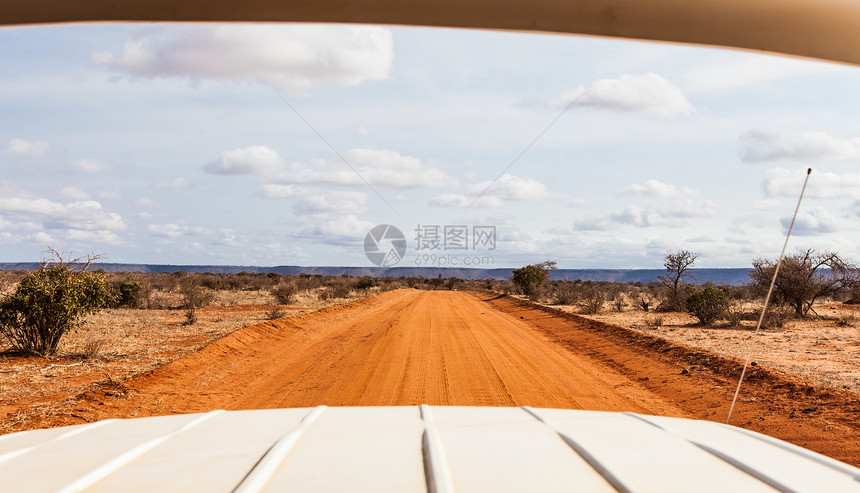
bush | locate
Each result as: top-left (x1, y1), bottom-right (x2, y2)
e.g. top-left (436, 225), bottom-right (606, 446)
top-left (762, 304), bottom-right (792, 329)
top-left (578, 284), bottom-right (605, 315)
top-left (180, 280), bottom-right (215, 325)
top-left (445, 277), bottom-right (460, 291)
top-left (267, 307), bottom-right (286, 320)
top-left (685, 286), bottom-right (731, 325)
top-left (554, 282), bottom-right (578, 305)
top-left (328, 280), bottom-right (353, 298)
top-left (354, 277), bottom-right (376, 291)
top-left (271, 283), bottom-right (298, 304)
top-left (115, 280), bottom-right (148, 308)
top-left (0, 255), bottom-right (114, 355)
top-left (511, 261), bottom-right (556, 300)
top-left (725, 307), bottom-right (744, 328)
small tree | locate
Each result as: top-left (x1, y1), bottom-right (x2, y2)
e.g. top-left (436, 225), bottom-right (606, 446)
top-left (659, 250), bottom-right (699, 312)
top-left (750, 249), bottom-right (859, 317)
top-left (181, 278), bottom-right (215, 325)
top-left (271, 282), bottom-right (298, 304)
top-left (578, 283), bottom-right (606, 314)
top-left (554, 281), bottom-right (578, 305)
top-left (686, 286), bottom-right (731, 325)
top-left (511, 260), bottom-right (557, 300)
top-left (115, 280), bottom-right (149, 308)
top-left (0, 251), bottom-right (114, 356)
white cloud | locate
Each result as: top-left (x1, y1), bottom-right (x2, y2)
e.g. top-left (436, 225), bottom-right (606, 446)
top-left (7, 138), bottom-right (57, 158)
top-left (574, 217), bottom-right (613, 231)
top-left (753, 199), bottom-right (784, 211)
top-left (467, 174), bottom-right (548, 201)
top-left (609, 201), bottom-right (717, 228)
top-left (213, 230), bottom-right (247, 247)
top-left (725, 236), bottom-right (754, 245)
top-left (645, 238), bottom-right (679, 257)
top-left (611, 206), bottom-right (671, 228)
top-left (94, 25), bottom-right (393, 94)
top-left (762, 168), bottom-right (860, 199)
top-left (293, 191), bottom-right (368, 215)
top-left (59, 187), bottom-right (90, 200)
top-left (134, 197), bottom-right (158, 208)
top-left (558, 195), bottom-right (587, 208)
top-left (252, 242), bottom-right (309, 260)
top-left (687, 236), bottom-right (715, 243)
top-left (782, 207), bottom-right (844, 236)
top-left (272, 148), bottom-right (457, 189)
top-left (205, 145), bottom-right (284, 175)
top-left (740, 130), bottom-right (860, 163)
top-left (65, 229), bottom-right (123, 245)
top-left (428, 174), bottom-right (549, 209)
top-left (549, 73), bottom-right (694, 117)
top-left (617, 179), bottom-right (696, 198)
top-left (261, 184), bottom-right (314, 199)
top-left (0, 215), bottom-right (41, 232)
top-left (151, 178), bottom-right (189, 190)
top-left (0, 193), bottom-right (126, 244)
top-left (72, 158), bottom-right (110, 173)
top-left (147, 223), bottom-right (212, 238)
top-left (295, 214), bottom-right (375, 243)
top-left (429, 193), bottom-right (504, 209)
top-left (43, 201), bottom-right (126, 232)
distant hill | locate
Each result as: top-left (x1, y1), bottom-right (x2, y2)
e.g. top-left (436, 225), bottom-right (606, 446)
top-left (0, 263), bottom-right (753, 285)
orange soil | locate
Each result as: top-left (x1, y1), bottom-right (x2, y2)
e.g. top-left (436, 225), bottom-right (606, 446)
top-left (8, 290), bottom-right (860, 465)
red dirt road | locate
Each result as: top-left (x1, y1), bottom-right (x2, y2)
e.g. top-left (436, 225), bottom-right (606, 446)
top-left (117, 289), bottom-right (680, 415)
top-left (19, 290), bottom-right (860, 465)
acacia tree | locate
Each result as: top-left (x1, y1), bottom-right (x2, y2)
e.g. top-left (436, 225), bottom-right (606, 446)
top-left (0, 249), bottom-right (113, 356)
top-left (658, 250), bottom-right (699, 311)
top-left (511, 260), bottom-right (557, 300)
top-left (750, 249), bottom-right (859, 317)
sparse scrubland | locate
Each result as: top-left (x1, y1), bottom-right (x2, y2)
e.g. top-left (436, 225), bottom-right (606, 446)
top-left (500, 249), bottom-right (860, 395)
top-left (3, 247), bottom-right (860, 442)
top-left (0, 268), bottom-right (436, 432)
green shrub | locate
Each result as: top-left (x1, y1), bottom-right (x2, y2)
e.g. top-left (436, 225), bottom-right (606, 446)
top-left (685, 286), bottom-right (731, 325)
top-left (0, 258), bottom-right (114, 355)
top-left (511, 261), bottom-right (556, 300)
top-left (354, 277), bottom-right (376, 291)
top-left (116, 280), bottom-right (148, 308)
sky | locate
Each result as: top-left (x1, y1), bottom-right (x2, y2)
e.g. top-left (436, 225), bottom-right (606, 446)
top-left (1, 23), bottom-right (860, 269)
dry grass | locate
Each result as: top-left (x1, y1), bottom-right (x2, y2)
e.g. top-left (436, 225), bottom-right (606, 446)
top-left (0, 287), bottom-right (375, 434)
top-left (551, 300), bottom-right (860, 395)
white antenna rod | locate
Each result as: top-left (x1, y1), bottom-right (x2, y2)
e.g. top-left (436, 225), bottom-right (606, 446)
top-left (726, 168), bottom-right (812, 425)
